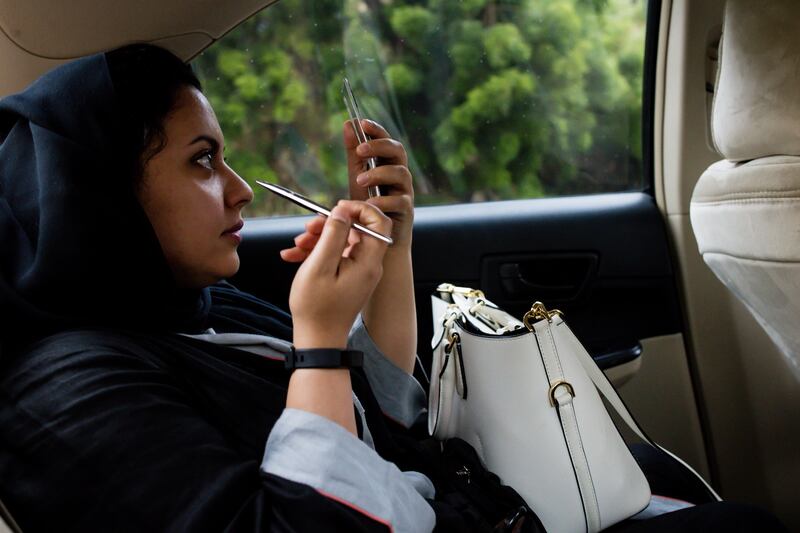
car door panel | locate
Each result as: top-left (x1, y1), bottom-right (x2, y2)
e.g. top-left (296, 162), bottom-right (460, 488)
top-left (235, 191), bottom-right (681, 373)
top-left (233, 189), bottom-right (711, 475)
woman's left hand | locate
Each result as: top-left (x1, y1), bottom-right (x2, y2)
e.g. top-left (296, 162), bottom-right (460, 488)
top-left (344, 119), bottom-right (414, 250)
top-left (280, 120), bottom-right (415, 262)
top-left (281, 120), bottom-right (418, 373)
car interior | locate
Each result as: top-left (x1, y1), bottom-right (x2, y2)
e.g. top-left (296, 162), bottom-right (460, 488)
top-left (0, 0), bottom-right (797, 531)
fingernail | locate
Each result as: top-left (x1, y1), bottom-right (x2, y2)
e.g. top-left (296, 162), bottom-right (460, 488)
top-left (356, 173), bottom-right (367, 185)
top-left (356, 143), bottom-right (369, 155)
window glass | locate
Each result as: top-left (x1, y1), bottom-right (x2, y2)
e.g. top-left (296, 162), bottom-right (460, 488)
top-left (193, 0), bottom-right (647, 217)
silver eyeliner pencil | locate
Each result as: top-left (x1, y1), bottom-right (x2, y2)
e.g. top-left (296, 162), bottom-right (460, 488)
top-left (255, 181), bottom-right (393, 245)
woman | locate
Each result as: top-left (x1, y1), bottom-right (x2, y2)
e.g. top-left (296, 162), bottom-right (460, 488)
top-left (0, 45), bottom-right (786, 532)
top-left (0, 43), bottom-right (529, 532)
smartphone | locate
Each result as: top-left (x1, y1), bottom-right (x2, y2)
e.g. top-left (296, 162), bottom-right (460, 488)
top-left (255, 180), bottom-right (393, 245)
top-left (342, 78), bottom-right (385, 198)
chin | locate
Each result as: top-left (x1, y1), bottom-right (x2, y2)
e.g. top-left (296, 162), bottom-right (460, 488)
top-left (179, 252), bottom-right (241, 288)
top-left (216, 252), bottom-right (241, 280)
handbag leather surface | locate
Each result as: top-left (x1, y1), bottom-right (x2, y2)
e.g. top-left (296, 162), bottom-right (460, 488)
top-left (429, 284), bottom-right (720, 533)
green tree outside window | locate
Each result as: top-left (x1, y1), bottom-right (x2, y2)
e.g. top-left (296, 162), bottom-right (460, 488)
top-left (193, 0), bottom-right (646, 217)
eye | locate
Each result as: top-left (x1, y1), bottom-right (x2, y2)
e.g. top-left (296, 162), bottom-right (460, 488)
top-left (194, 150), bottom-right (215, 170)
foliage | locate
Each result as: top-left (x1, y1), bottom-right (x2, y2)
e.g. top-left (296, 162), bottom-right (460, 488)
top-left (193, 0), bottom-right (646, 216)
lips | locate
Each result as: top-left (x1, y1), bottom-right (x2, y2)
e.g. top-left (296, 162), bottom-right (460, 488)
top-left (222, 220), bottom-right (244, 235)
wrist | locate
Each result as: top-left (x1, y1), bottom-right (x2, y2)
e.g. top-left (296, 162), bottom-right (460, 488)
top-left (293, 327), bottom-right (348, 350)
top-left (383, 244), bottom-right (412, 264)
top-left (287, 369), bottom-right (356, 434)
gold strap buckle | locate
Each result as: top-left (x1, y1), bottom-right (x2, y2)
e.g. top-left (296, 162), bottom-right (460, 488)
top-left (548, 380), bottom-right (575, 407)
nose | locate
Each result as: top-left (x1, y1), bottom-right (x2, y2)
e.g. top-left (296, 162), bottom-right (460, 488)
top-left (224, 164), bottom-right (254, 209)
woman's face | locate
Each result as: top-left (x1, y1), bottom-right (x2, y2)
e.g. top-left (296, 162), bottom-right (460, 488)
top-left (137, 86), bottom-right (253, 288)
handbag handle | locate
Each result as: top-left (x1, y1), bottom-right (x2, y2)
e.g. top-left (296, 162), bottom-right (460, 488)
top-left (436, 284), bottom-right (525, 335)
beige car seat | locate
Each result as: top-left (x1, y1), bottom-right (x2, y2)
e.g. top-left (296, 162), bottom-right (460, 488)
top-left (690, 0), bottom-right (800, 380)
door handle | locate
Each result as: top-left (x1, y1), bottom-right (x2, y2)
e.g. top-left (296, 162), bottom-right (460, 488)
top-left (487, 253), bottom-right (598, 303)
top-left (499, 263), bottom-right (581, 292)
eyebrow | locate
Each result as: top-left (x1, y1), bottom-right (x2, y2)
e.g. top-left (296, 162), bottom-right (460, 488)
top-left (188, 135), bottom-right (225, 152)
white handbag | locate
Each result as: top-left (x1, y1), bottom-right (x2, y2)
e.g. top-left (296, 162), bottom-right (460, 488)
top-left (429, 284), bottom-right (720, 533)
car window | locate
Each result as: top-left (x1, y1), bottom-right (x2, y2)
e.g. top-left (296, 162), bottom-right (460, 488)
top-left (193, 0), bottom-right (647, 217)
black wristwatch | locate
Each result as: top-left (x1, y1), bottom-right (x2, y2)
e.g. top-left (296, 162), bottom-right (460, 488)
top-left (285, 347), bottom-right (364, 370)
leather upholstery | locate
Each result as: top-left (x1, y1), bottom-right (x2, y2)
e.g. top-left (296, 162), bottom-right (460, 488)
top-left (711, 0), bottom-right (800, 162)
top-left (690, 0), bottom-right (800, 379)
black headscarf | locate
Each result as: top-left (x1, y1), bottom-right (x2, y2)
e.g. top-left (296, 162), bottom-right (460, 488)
top-left (0, 50), bottom-right (291, 344)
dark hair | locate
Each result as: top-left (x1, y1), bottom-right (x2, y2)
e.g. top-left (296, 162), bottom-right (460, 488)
top-left (105, 43), bottom-right (202, 187)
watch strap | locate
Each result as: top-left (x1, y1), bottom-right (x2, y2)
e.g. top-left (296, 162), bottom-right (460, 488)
top-left (285, 347), bottom-right (364, 370)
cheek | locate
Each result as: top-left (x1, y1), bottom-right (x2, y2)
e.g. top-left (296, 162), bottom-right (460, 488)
top-left (163, 186), bottom-right (223, 253)
top-left (141, 179), bottom-right (229, 279)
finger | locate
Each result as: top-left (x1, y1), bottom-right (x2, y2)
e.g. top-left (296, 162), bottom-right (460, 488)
top-left (305, 215), bottom-right (325, 235)
top-left (294, 231), bottom-right (321, 251)
top-left (348, 179), bottom-right (370, 203)
top-left (342, 229), bottom-right (360, 259)
top-left (334, 201), bottom-right (392, 261)
top-left (344, 121), bottom-right (373, 191)
top-left (280, 247), bottom-right (311, 263)
top-left (303, 206), bottom-right (354, 274)
top-left (342, 119), bottom-right (361, 149)
top-left (342, 119), bottom-right (391, 149)
top-left (355, 165), bottom-right (413, 195)
top-left (285, 225), bottom-right (359, 262)
top-left (366, 194), bottom-right (414, 217)
top-left (335, 200), bottom-right (393, 235)
top-left (355, 138), bottom-right (407, 166)
top-left (348, 227), bottom-right (361, 246)
top-left (361, 119), bottom-right (391, 139)
top-left (292, 216), bottom-right (326, 252)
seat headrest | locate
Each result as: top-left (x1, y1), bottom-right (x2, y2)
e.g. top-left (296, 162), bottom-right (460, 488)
top-left (712, 0), bottom-right (800, 162)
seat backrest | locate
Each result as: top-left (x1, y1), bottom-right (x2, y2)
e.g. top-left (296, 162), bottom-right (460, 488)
top-left (689, 0), bottom-right (800, 379)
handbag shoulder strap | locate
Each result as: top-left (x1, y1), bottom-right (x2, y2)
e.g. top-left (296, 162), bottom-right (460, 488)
top-left (554, 317), bottom-right (722, 502)
top-left (0, 497), bottom-right (21, 533)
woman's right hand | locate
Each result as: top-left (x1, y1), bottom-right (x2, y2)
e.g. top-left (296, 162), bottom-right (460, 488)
top-left (287, 200), bottom-right (392, 349)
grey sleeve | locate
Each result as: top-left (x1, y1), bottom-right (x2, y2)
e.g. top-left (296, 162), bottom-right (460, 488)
top-left (348, 315), bottom-right (427, 428)
top-left (262, 408), bottom-right (436, 532)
